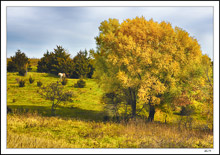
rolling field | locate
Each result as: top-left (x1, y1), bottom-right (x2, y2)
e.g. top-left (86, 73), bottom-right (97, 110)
top-left (7, 72), bottom-right (105, 121)
top-left (6, 59), bottom-right (213, 148)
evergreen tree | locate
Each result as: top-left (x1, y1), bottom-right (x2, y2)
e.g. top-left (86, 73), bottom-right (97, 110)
top-left (37, 46), bottom-right (73, 76)
top-left (71, 49), bottom-right (94, 79)
top-left (7, 50), bottom-right (30, 76)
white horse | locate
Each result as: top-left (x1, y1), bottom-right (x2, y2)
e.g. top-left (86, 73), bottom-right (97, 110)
top-left (58, 73), bottom-right (66, 79)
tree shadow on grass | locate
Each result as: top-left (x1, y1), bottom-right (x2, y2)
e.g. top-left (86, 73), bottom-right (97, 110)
top-left (42, 73), bottom-right (59, 78)
top-left (7, 105), bottom-right (106, 122)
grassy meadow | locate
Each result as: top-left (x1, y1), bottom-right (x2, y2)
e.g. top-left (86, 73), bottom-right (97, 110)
top-left (6, 59), bottom-right (213, 148)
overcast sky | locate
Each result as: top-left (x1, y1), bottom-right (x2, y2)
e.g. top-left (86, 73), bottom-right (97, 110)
top-left (7, 6), bottom-right (213, 59)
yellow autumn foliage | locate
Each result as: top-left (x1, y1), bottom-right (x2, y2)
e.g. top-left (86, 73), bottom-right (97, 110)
top-left (94, 16), bottom-right (209, 118)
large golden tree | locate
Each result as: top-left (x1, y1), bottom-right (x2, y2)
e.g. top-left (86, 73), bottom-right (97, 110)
top-left (94, 17), bottom-right (209, 121)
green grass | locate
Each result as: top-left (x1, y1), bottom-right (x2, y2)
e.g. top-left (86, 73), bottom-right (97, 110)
top-left (6, 63), bottom-right (213, 148)
top-left (7, 71), bottom-right (105, 121)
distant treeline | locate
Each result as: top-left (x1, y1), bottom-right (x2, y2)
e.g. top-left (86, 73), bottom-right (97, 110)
top-left (7, 46), bottom-right (95, 78)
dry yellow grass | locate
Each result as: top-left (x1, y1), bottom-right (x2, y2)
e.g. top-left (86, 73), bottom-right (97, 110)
top-left (7, 112), bottom-right (213, 148)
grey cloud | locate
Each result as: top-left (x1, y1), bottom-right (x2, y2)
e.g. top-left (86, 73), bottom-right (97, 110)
top-left (7, 7), bottom-right (214, 60)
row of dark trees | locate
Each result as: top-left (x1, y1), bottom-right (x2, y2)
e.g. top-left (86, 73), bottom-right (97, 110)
top-left (37, 46), bottom-right (94, 78)
top-left (7, 46), bottom-right (95, 79)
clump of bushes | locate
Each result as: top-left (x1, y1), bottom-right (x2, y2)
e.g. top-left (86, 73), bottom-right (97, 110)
top-left (180, 105), bottom-right (195, 116)
top-left (18, 79), bottom-right (25, 87)
top-left (103, 115), bottom-right (110, 122)
top-left (16, 78), bottom-right (25, 87)
top-left (61, 77), bottom-right (68, 85)
top-left (18, 68), bottom-right (26, 76)
top-left (74, 79), bottom-right (86, 88)
top-left (29, 76), bottom-right (34, 84)
top-left (7, 106), bottom-right (12, 113)
top-left (37, 81), bottom-right (42, 87)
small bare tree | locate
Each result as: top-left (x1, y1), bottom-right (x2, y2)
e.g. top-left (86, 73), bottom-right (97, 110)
top-left (38, 81), bottom-right (74, 116)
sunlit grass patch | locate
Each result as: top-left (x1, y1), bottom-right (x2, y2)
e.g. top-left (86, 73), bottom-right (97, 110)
top-left (7, 71), bottom-right (105, 120)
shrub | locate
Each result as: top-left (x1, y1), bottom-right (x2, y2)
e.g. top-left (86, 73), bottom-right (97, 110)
top-left (7, 61), bottom-right (17, 72)
top-left (180, 105), bottom-right (195, 116)
top-left (38, 82), bottom-right (74, 116)
top-left (61, 77), bottom-right (68, 85)
top-left (37, 81), bottom-right (42, 87)
top-left (103, 115), bottom-right (110, 122)
top-left (28, 67), bottom-right (32, 71)
top-left (18, 68), bottom-right (26, 76)
top-left (16, 78), bottom-right (20, 83)
top-left (7, 50), bottom-right (29, 73)
top-left (74, 79), bottom-right (86, 88)
top-left (29, 76), bottom-right (34, 84)
top-left (102, 92), bottom-right (122, 120)
top-left (7, 106), bottom-right (12, 113)
top-left (19, 79), bottom-right (25, 87)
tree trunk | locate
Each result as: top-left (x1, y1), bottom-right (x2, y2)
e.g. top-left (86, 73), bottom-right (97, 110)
top-left (124, 102), bottom-right (128, 120)
top-left (131, 101), bottom-right (136, 118)
top-left (165, 114), bottom-right (167, 124)
top-left (129, 88), bottom-right (136, 118)
top-left (148, 104), bottom-right (155, 122)
top-left (51, 103), bottom-right (55, 116)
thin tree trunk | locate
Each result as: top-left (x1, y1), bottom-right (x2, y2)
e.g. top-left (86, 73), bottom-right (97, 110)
top-left (129, 88), bottom-right (137, 118)
top-left (165, 114), bottom-right (167, 124)
top-left (51, 102), bottom-right (55, 116)
top-left (148, 104), bottom-right (155, 122)
top-left (124, 102), bottom-right (128, 122)
top-left (131, 101), bottom-right (136, 118)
